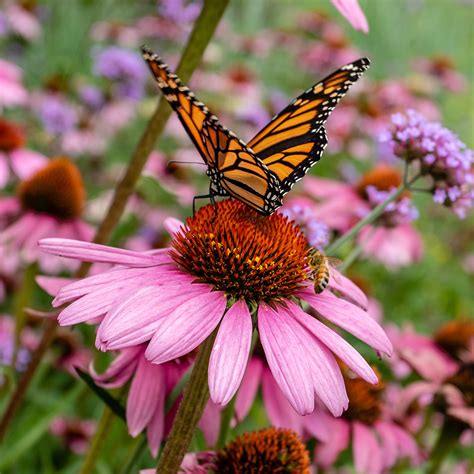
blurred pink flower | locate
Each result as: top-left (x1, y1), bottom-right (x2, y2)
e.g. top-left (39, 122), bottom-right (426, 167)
top-left (0, 157), bottom-right (93, 273)
top-left (413, 55), bottom-right (467, 93)
top-left (40, 200), bottom-right (391, 418)
top-left (3, 3), bottom-right (41, 40)
top-left (330, 0), bottom-right (369, 33)
top-left (315, 367), bottom-right (421, 473)
top-left (0, 59), bottom-right (28, 108)
top-left (49, 417), bottom-right (96, 454)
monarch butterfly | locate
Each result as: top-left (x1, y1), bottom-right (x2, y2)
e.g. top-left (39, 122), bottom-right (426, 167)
top-left (142, 46), bottom-right (369, 215)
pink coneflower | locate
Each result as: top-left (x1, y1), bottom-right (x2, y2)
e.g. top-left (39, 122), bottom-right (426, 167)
top-left (316, 365), bottom-right (421, 474)
top-left (0, 58), bottom-right (28, 108)
top-left (397, 321), bottom-right (474, 431)
top-left (0, 118), bottom-right (47, 188)
top-left (0, 157), bottom-right (93, 273)
top-left (39, 200), bottom-right (391, 417)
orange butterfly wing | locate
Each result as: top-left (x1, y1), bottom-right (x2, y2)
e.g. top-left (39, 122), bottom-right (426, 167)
top-left (248, 58), bottom-right (370, 194)
top-left (141, 47), bottom-right (282, 214)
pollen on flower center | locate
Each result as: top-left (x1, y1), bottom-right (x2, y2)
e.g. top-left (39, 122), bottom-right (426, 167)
top-left (343, 365), bottom-right (385, 425)
top-left (0, 119), bottom-right (25, 151)
top-left (17, 157), bottom-right (85, 220)
top-left (434, 320), bottom-right (474, 360)
top-left (171, 200), bottom-right (309, 302)
top-left (214, 427), bottom-right (310, 474)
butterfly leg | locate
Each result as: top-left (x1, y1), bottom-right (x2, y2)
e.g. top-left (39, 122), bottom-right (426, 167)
top-left (192, 193), bottom-right (213, 215)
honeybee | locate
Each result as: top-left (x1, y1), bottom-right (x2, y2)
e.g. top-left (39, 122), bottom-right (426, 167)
top-left (307, 248), bottom-right (342, 294)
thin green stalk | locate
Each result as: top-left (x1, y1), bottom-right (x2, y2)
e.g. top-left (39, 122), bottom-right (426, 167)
top-left (79, 406), bottom-right (117, 474)
top-left (119, 437), bottom-right (148, 474)
top-left (0, 0), bottom-right (229, 446)
top-left (326, 171), bottom-right (419, 256)
top-left (12, 262), bottom-right (37, 369)
top-left (338, 245), bottom-right (364, 273)
top-left (156, 330), bottom-right (218, 474)
top-left (426, 418), bottom-right (464, 474)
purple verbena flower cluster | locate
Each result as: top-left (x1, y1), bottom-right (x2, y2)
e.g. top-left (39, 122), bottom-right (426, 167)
top-left (280, 203), bottom-right (330, 249)
top-left (365, 185), bottom-right (419, 225)
top-left (380, 109), bottom-right (474, 218)
top-left (36, 95), bottom-right (78, 134)
top-left (93, 47), bottom-right (147, 100)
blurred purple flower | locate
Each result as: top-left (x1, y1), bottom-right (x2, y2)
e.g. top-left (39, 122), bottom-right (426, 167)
top-left (78, 85), bottom-right (104, 110)
top-left (280, 202), bottom-right (330, 250)
top-left (158, 0), bottom-right (201, 24)
top-left (36, 95), bottom-right (78, 134)
top-left (93, 46), bottom-right (147, 100)
top-left (380, 109), bottom-right (474, 218)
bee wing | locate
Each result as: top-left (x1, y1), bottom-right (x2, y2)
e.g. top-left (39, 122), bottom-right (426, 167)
top-left (326, 257), bottom-right (343, 268)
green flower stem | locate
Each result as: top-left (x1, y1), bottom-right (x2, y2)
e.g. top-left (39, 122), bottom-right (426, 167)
top-left (120, 437), bottom-right (148, 474)
top-left (215, 393), bottom-right (237, 449)
top-left (426, 418), bottom-right (464, 474)
top-left (326, 173), bottom-right (419, 256)
top-left (0, 0), bottom-right (229, 446)
top-left (156, 330), bottom-right (218, 474)
top-left (79, 406), bottom-right (117, 474)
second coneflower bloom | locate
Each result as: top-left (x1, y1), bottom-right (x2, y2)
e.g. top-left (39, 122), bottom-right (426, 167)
top-left (39, 199), bottom-right (392, 416)
top-left (1, 157), bottom-right (93, 272)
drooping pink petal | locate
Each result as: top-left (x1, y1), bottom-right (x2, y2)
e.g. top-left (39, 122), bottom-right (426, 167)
top-left (261, 369), bottom-right (304, 435)
top-left (448, 406), bottom-right (474, 429)
top-left (99, 283), bottom-right (211, 350)
top-left (390, 423), bottom-right (421, 464)
top-left (199, 401), bottom-right (221, 446)
top-left (209, 300), bottom-right (253, 406)
top-left (146, 388), bottom-right (166, 458)
top-left (287, 300), bottom-right (377, 384)
top-left (353, 422), bottom-right (383, 474)
top-left (235, 357), bottom-right (264, 422)
top-left (329, 268), bottom-right (368, 309)
top-left (145, 291), bottom-right (227, 364)
top-left (331, 0), bottom-right (369, 33)
top-left (375, 421), bottom-right (399, 468)
top-left (126, 357), bottom-right (164, 437)
top-left (277, 304), bottom-right (348, 416)
top-left (90, 345), bottom-right (142, 389)
top-left (395, 381), bottom-right (437, 417)
top-left (257, 303), bottom-right (314, 416)
top-left (300, 289), bottom-right (392, 356)
top-left (39, 238), bottom-right (169, 266)
top-left (302, 406), bottom-right (329, 442)
top-left (317, 416), bottom-right (350, 467)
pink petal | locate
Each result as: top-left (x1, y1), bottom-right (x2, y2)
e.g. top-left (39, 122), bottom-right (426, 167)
top-left (146, 389), bottom-right (166, 458)
top-left (448, 406), bottom-right (474, 429)
top-left (353, 422), bottom-right (383, 474)
top-left (301, 289), bottom-right (392, 356)
top-left (287, 301), bottom-right (377, 384)
top-left (36, 276), bottom-right (77, 297)
top-left (57, 286), bottom-right (121, 325)
top-left (375, 421), bottom-right (399, 468)
top-left (302, 406), bottom-right (329, 442)
top-left (329, 268), bottom-right (368, 309)
top-left (257, 303), bottom-right (314, 415)
top-left (126, 357), bottom-right (164, 437)
top-left (90, 345), bottom-right (142, 389)
top-left (317, 416), bottom-right (350, 467)
top-left (235, 357), bottom-right (264, 422)
top-left (145, 291), bottom-right (227, 364)
top-left (199, 401), bottom-right (221, 446)
top-left (10, 149), bottom-right (47, 179)
top-left (395, 381), bottom-right (438, 417)
top-left (163, 217), bottom-right (184, 237)
top-left (331, 0), bottom-right (369, 33)
top-left (261, 369), bottom-right (304, 435)
top-left (209, 300), bottom-right (253, 406)
top-left (39, 238), bottom-right (169, 267)
top-left (99, 283), bottom-right (210, 350)
top-left (278, 304), bottom-right (348, 416)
